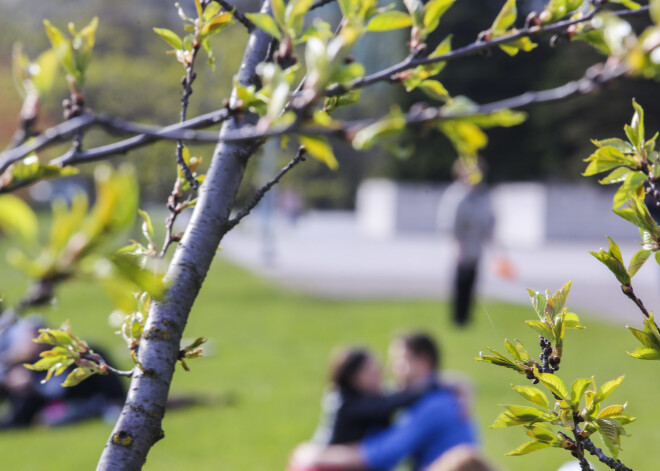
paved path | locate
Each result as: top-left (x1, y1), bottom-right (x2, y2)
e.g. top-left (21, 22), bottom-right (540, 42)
top-left (221, 211), bottom-right (660, 326)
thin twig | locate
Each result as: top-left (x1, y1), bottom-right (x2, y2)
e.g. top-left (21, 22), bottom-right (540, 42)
top-left (213, 0), bottom-right (255, 31)
top-left (0, 113), bottom-right (96, 174)
top-left (51, 108), bottom-right (234, 167)
top-left (325, 5), bottom-right (649, 96)
top-left (0, 110), bottom-right (233, 174)
top-left (7, 92), bottom-right (39, 150)
top-left (311, 0), bottom-right (336, 10)
top-left (83, 351), bottom-right (134, 377)
top-left (176, 61), bottom-right (200, 192)
top-left (583, 438), bottom-right (632, 471)
top-left (160, 5), bottom-right (209, 258)
top-left (572, 428), bottom-right (594, 471)
top-left (227, 146), bottom-right (307, 229)
top-left (621, 283), bottom-right (660, 330)
top-left (88, 115), bottom-right (227, 141)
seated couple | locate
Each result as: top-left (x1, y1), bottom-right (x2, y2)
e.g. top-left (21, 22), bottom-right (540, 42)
top-left (290, 332), bottom-right (493, 471)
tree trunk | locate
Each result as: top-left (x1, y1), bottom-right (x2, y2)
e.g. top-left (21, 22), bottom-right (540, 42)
top-left (96, 3), bottom-right (271, 469)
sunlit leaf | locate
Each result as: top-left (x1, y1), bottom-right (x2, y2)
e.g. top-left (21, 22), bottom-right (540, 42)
top-left (367, 11), bottom-right (413, 32)
top-left (298, 135), bottom-right (339, 170)
top-left (245, 12), bottom-right (282, 39)
top-left (423, 0), bottom-right (456, 33)
top-left (62, 367), bottom-right (95, 387)
top-left (534, 370), bottom-right (568, 399)
top-left (505, 440), bottom-right (552, 456)
top-left (511, 385), bottom-right (549, 409)
top-left (153, 28), bottom-right (183, 49)
top-left (570, 377), bottom-right (593, 404)
top-left (0, 195), bottom-right (38, 242)
top-left (594, 376), bottom-right (624, 404)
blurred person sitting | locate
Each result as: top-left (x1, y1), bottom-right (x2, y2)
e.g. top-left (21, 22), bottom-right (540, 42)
top-left (290, 333), bottom-right (478, 471)
top-left (437, 160), bottom-right (495, 326)
top-left (312, 347), bottom-right (430, 446)
top-left (0, 315), bottom-right (125, 428)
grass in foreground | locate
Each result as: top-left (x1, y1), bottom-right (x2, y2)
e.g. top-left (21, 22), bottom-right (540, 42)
top-left (0, 258), bottom-right (657, 471)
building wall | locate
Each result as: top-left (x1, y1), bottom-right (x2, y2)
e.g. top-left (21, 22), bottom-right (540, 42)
top-left (356, 179), bottom-right (636, 245)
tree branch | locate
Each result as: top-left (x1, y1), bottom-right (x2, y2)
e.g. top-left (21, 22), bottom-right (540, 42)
top-left (213, 0), bottom-right (255, 31)
top-left (0, 113), bottom-right (96, 174)
top-left (0, 58), bottom-right (623, 188)
top-left (96, 0), bottom-right (274, 468)
top-left (583, 438), bottom-right (632, 471)
top-left (51, 109), bottom-right (234, 167)
top-left (571, 428), bottom-right (594, 471)
top-left (82, 351), bottom-right (135, 378)
top-left (311, 0), bottom-right (337, 10)
top-left (621, 282), bottom-right (660, 329)
top-left (326, 5), bottom-right (649, 96)
top-left (227, 146), bottom-right (306, 229)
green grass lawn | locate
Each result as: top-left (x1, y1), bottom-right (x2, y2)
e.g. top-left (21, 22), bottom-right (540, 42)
top-left (0, 256), bottom-right (657, 471)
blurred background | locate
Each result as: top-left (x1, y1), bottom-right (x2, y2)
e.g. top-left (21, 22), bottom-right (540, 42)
top-left (2, 0), bottom-right (660, 470)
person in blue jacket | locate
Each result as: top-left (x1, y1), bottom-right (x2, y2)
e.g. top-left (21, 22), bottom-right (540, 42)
top-left (290, 333), bottom-right (478, 471)
top-left (312, 347), bottom-right (430, 446)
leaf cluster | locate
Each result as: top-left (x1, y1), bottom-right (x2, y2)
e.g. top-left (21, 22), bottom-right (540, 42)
top-left (477, 281), bottom-right (583, 374)
top-left (25, 321), bottom-right (106, 387)
top-left (154, 0), bottom-right (234, 70)
top-left (43, 17), bottom-right (98, 92)
top-left (496, 374), bottom-right (633, 460)
top-left (1, 165), bottom-right (165, 312)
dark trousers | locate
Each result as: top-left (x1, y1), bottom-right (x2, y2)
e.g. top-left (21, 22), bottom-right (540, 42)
top-left (452, 261), bottom-right (478, 326)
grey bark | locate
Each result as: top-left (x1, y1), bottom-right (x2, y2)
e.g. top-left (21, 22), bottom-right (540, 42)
top-left (95, 2), bottom-right (272, 469)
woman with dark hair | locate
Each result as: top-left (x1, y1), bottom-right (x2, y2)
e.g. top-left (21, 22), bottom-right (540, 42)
top-left (312, 347), bottom-right (430, 446)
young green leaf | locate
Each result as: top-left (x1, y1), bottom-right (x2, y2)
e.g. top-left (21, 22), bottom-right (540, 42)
top-left (491, 0), bottom-right (517, 33)
top-left (511, 385), bottom-right (550, 409)
top-left (43, 19), bottom-right (76, 78)
top-left (524, 423), bottom-right (559, 443)
top-left (423, 0), bottom-right (456, 33)
top-left (563, 312), bottom-right (585, 329)
top-left (534, 370), bottom-right (568, 399)
top-left (628, 249), bottom-right (651, 277)
top-left (590, 247), bottom-right (631, 286)
top-left (62, 367), bottom-right (95, 387)
top-left (526, 320), bottom-right (555, 341)
top-left (352, 108), bottom-right (407, 150)
top-left (245, 13), bottom-right (282, 39)
top-left (505, 440), bottom-right (552, 456)
top-left (631, 99), bottom-right (645, 147)
top-left (570, 377), bottom-right (593, 404)
top-left (627, 346), bottom-right (660, 360)
top-left (271, 0), bottom-right (287, 26)
top-left (366, 11), bottom-right (413, 32)
top-left (651, 0), bottom-right (660, 23)
top-left (417, 79), bottom-right (450, 101)
top-left (0, 195), bottom-right (38, 242)
top-left (504, 339), bottom-right (521, 361)
top-left (298, 135), bottom-right (339, 170)
top-left (550, 280), bottom-right (572, 316)
top-left (153, 28), bottom-right (183, 50)
top-left (594, 376), bottom-right (624, 404)
top-left (599, 404), bottom-right (627, 419)
top-left (138, 209), bottom-right (154, 240)
top-left (596, 418), bottom-right (622, 458)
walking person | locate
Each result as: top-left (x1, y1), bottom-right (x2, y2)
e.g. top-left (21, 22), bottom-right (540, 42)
top-left (438, 160), bottom-right (495, 326)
